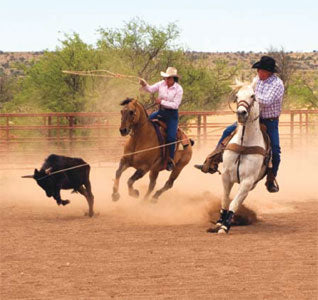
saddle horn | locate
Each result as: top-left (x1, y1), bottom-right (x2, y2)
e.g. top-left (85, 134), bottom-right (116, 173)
top-left (21, 175), bottom-right (34, 178)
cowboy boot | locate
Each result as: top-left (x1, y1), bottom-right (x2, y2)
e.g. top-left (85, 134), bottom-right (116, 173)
top-left (195, 143), bottom-right (224, 174)
top-left (166, 158), bottom-right (175, 171)
top-left (265, 168), bottom-right (279, 193)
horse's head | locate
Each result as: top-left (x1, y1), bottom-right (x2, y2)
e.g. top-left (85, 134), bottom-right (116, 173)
top-left (232, 79), bottom-right (259, 124)
top-left (119, 98), bottom-right (143, 136)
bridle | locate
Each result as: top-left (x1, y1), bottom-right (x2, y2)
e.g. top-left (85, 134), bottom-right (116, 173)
top-left (237, 94), bottom-right (255, 113)
top-left (236, 94), bottom-right (259, 124)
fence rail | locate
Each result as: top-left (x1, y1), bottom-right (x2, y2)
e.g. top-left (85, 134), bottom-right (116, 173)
top-left (1, 109), bottom-right (317, 168)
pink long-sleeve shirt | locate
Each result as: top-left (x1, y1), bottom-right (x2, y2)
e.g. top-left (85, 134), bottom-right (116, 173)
top-left (142, 80), bottom-right (183, 110)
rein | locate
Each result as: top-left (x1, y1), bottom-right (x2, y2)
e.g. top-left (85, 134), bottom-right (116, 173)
top-left (236, 125), bottom-right (246, 183)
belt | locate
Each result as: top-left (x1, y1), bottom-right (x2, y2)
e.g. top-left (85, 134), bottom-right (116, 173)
top-left (261, 117), bottom-right (279, 121)
top-left (160, 106), bottom-right (177, 111)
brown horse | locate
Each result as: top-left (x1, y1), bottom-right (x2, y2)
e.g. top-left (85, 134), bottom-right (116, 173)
top-left (112, 98), bottom-right (193, 202)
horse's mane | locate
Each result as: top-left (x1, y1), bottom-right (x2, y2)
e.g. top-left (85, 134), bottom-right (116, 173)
top-left (120, 98), bottom-right (134, 106)
top-left (229, 79), bottom-right (255, 100)
top-left (120, 97), bottom-right (149, 118)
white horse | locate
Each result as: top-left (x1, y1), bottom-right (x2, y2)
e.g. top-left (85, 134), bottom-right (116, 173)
top-left (209, 79), bottom-right (269, 234)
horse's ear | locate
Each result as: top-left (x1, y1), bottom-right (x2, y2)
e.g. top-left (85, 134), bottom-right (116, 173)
top-left (251, 76), bottom-right (258, 90)
top-left (230, 78), bottom-right (244, 91)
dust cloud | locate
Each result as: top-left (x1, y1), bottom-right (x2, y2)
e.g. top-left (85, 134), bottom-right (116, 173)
top-left (1, 142), bottom-right (317, 226)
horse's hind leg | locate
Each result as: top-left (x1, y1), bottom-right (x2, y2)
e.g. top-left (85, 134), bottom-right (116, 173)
top-left (78, 185), bottom-right (94, 217)
top-left (112, 159), bottom-right (129, 202)
top-left (143, 170), bottom-right (159, 200)
top-left (128, 169), bottom-right (146, 198)
top-left (152, 166), bottom-right (182, 201)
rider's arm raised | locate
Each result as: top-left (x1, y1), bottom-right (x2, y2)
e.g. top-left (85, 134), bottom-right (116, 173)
top-left (141, 80), bottom-right (163, 94)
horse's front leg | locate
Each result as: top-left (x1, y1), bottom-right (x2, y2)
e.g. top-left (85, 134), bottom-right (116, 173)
top-left (152, 166), bottom-right (182, 202)
top-left (143, 170), bottom-right (159, 201)
top-left (218, 179), bottom-right (254, 234)
top-left (207, 173), bottom-right (234, 233)
top-left (112, 159), bottom-right (129, 202)
top-left (127, 168), bottom-right (148, 198)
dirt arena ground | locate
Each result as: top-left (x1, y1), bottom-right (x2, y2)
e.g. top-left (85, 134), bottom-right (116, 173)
top-left (1, 145), bottom-right (317, 299)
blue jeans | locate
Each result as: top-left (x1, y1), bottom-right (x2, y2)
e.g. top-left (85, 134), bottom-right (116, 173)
top-left (149, 109), bottom-right (178, 160)
top-left (219, 119), bottom-right (281, 177)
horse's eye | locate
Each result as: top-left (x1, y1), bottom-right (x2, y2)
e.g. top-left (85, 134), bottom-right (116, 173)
top-left (129, 110), bottom-right (134, 116)
top-left (251, 94), bottom-right (255, 99)
top-left (233, 96), bottom-right (238, 103)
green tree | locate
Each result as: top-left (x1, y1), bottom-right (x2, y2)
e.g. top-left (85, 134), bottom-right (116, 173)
top-left (287, 72), bottom-right (318, 109)
top-left (0, 74), bottom-right (19, 110)
top-left (97, 17), bottom-right (180, 80)
top-left (3, 33), bottom-right (103, 112)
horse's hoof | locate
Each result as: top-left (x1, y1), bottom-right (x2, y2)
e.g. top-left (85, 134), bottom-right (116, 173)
top-left (206, 226), bottom-right (221, 233)
top-left (84, 211), bottom-right (95, 217)
top-left (217, 226), bottom-right (229, 234)
top-left (61, 200), bottom-right (70, 206)
top-left (112, 192), bottom-right (120, 202)
top-left (130, 189), bottom-right (139, 198)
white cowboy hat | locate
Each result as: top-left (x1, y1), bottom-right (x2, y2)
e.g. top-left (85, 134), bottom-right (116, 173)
top-left (160, 67), bottom-right (179, 78)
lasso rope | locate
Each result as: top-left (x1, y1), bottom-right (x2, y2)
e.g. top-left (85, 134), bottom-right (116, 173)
top-left (62, 69), bottom-right (143, 85)
top-left (23, 138), bottom-right (191, 180)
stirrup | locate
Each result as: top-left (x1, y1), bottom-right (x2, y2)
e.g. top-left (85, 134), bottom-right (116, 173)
top-left (266, 180), bottom-right (279, 193)
top-left (266, 181), bottom-right (279, 193)
top-left (166, 159), bottom-right (175, 171)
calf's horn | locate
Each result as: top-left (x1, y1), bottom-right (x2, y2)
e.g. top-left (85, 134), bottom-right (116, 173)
top-left (21, 175), bottom-right (34, 178)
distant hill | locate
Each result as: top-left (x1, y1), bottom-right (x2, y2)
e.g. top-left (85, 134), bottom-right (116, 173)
top-left (187, 51), bottom-right (318, 71)
top-left (1, 51), bottom-right (317, 76)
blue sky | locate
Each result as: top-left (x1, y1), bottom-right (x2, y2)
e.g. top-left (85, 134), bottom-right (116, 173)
top-left (1, 0), bottom-right (317, 52)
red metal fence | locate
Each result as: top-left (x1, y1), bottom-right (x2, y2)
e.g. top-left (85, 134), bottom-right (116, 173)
top-left (0, 110), bottom-right (317, 169)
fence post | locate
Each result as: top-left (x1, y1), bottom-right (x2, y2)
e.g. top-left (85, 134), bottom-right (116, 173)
top-left (6, 116), bottom-right (9, 141)
top-left (299, 112), bottom-right (303, 146)
top-left (203, 115), bottom-right (207, 145)
top-left (48, 116), bottom-right (52, 138)
top-left (69, 116), bottom-right (74, 154)
top-left (290, 112), bottom-right (294, 149)
top-left (197, 115), bottom-right (201, 148)
top-left (5, 116), bottom-right (9, 155)
top-left (57, 116), bottom-right (61, 149)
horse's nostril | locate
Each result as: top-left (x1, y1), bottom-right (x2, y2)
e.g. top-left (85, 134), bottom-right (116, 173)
top-left (120, 128), bottom-right (128, 135)
top-left (237, 110), bottom-right (247, 116)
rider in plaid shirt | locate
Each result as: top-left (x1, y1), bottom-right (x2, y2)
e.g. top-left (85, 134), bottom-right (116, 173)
top-left (256, 73), bottom-right (284, 119)
top-left (197, 56), bottom-right (284, 193)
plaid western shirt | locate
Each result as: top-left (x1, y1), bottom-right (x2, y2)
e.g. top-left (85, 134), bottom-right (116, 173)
top-left (254, 74), bottom-right (284, 119)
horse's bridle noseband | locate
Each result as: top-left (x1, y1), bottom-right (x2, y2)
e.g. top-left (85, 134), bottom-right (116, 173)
top-left (236, 95), bottom-right (260, 123)
top-left (236, 94), bottom-right (255, 113)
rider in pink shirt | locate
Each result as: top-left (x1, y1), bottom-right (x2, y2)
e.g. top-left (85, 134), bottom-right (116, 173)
top-left (140, 67), bottom-right (183, 171)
